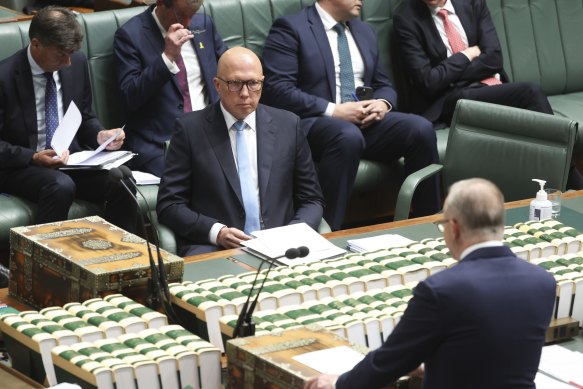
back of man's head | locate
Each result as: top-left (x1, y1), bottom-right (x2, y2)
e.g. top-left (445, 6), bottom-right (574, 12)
top-left (444, 178), bottom-right (505, 242)
top-left (29, 6), bottom-right (83, 53)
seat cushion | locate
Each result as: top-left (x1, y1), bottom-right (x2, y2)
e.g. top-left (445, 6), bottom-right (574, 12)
top-left (549, 92), bottom-right (583, 153)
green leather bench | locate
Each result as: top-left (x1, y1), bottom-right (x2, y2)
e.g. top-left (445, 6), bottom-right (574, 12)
top-left (2, 0), bottom-right (583, 255)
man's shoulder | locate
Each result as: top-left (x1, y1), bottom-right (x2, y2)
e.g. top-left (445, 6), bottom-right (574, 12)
top-left (117, 7), bottom-right (152, 32)
top-left (272, 5), bottom-right (313, 29)
top-left (0, 48), bottom-right (25, 72)
top-left (257, 104), bottom-right (299, 122)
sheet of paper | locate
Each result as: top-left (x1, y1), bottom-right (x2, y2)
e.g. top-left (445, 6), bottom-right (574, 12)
top-left (66, 150), bottom-right (133, 167)
top-left (50, 101), bottom-right (81, 156)
top-left (535, 372), bottom-right (574, 389)
top-left (94, 127), bottom-right (123, 154)
top-left (347, 234), bottom-right (415, 253)
top-left (292, 346), bottom-right (365, 375)
top-left (538, 345), bottom-right (583, 387)
top-left (241, 223), bottom-right (345, 265)
top-left (131, 171), bottom-right (161, 185)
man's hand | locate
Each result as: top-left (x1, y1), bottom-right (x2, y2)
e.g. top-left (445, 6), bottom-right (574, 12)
top-left (333, 100), bottom-right (389, 128)
top-left (164, 23), bottom-right (194, 62)
top-left (31, 149), bottom-right (69, 168)
top-left (304, 374), bottom-right (339, 389)
top-left (97, 128), bottom-right (125, 150)
top-left (463, 45), bottom-right (481, 61)
top-left (217, 227), bottom-right (252, 249)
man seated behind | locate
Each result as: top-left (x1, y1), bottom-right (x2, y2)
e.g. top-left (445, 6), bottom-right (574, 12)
top-left (0, 6), bottom-right (136, 233)
top-left (306, 178), bottom-right (556, 389)
top-left (156, 47), bottom-right (324, 256)
top-left (114, 0), bottom-right (226, 177)
top-left (393, 0), bottom-right (583, 188)
top-left (261, 0), bottom-right (440, 230)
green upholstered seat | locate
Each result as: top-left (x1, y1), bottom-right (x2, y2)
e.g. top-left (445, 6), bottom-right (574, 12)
top-left (394, 99), bottom-right (577, 220)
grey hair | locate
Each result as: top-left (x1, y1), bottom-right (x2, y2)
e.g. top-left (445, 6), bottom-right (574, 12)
top-left (29, 6), bottom-right (83, 53)
top-left (445, 178), bottom-right (505, 239)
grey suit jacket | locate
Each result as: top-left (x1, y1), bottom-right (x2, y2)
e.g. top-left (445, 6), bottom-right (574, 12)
top-left (156, 102), bottom-right (324, 253)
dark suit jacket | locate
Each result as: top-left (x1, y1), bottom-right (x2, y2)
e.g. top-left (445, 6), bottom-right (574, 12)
top-left (113, 5), bottom-right (226, 169)
top-left (336, 245), bottom-right (556, 389)
top-left (156, 102), bottom-right (324, 253)
top-left (262, 5), bottom-right (397, 133)
top-left (0, 49), bottom-right (101, 173)
top-left (394, 0), bottom-right (507, 122)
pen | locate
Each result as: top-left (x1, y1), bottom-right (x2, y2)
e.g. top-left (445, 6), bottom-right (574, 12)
top-left (351, 92), bottom-right (359, 102)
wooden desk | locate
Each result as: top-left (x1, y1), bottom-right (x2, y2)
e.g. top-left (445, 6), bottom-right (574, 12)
top-left (0, 5), bottom-right (32, 23)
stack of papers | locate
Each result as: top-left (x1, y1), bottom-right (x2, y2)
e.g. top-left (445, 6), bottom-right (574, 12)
top-left (132, 171), bottom-right (161, 185)
top-left (347, 234), bottom-right (415, 253)
top-left (292, 346), bottom-right (365, 375)
top-left (64, 150), bottom-right (134, 169)
top-left (241, 223), bottom-right (346, 265)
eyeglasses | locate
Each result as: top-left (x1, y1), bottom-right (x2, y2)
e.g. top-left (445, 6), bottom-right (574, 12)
top-left (217, 77), bottom-right (263, 92)
top-left (172, 2), bottom-right (207, 35)
top-left (433, 218), bottom-right (450, 233)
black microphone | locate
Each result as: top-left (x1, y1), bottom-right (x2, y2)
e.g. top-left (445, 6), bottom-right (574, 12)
top-left (110, 168), bottom-right (165, 313)
top-left (116, 166), bottom-right (179, 324)
top-left (232, 246), bottom-right (310, 338)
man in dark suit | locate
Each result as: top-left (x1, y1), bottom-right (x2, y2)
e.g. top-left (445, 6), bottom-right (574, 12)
top-left (157, 47), bottom-right (324, 256)
top-left (262, 0), bottom-right (440, 230)
top-left (305, 178), bottom-right (556, 389)
top-left (0, 6), bottom-right (136, 233)
top-left (114, 0), bottom-right (226, 177)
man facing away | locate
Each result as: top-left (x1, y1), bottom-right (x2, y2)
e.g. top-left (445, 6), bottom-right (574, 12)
top-left (156, 47), bottom-right (324, 256)
top-left (0, 6), bottom-right (136, 233)
top-left (262, 0), bottom-right (441, 230)
top-left (114, 0), bottom-right (226, 176)
top-left (306, 178), bottom-right (556, 389)
top-left (393, 0), bottom-right (583, 188)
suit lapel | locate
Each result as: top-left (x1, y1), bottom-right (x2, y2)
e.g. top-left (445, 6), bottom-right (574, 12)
top-left (190, 13), bottom-right (218, 102)
top-left (452, 0), bottom-right (475, 45)
top-left (204, 104), bottom-right (244, 205)
top-left (255, 105), bottom-right (275, 207)
top-left (307, 6), bottom-right (336, 101)
top-left (347, 21), bottom-right (372, 83)
top-left (14, 50), bottom-right (39, 149)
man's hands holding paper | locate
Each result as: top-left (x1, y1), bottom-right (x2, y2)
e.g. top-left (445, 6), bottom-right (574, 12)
top-left (32, 149), bottom-right (69, 168)
top-left (217, 226), bottom-right (252, 249)
top-left (97, 128), bottom-right (125, 150)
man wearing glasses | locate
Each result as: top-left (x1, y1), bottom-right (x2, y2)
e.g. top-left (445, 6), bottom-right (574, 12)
top-left (157, 47), bottom-right (324, 256)
top-left (114, 0), bottom-right (227, 176)
top-left (306, 178), bottom-right (555, 389)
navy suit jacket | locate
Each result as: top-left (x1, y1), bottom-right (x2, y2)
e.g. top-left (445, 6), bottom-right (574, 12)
top-left (262, 5), bottom-right (397, 133)
top-left (336, 246), bottom-right (556, 389)
top-left (114, 6), bottom-right (226, 169)
top-left (156, 102), bottom-right (324, 254)
top-left (394, 0), bottom-right (507, 122)
top-left (0, 49), bottom-right (101, 173)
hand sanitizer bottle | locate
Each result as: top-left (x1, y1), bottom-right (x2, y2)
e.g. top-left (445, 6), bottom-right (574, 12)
top-left (529, 179), bottom-right (553, 221)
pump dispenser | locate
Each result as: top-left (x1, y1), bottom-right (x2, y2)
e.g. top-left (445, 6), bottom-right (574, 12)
top-left (529, 179), bottom-right (552, 221)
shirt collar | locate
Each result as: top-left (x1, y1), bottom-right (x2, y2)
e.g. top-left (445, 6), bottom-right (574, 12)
top-left (459, 240), bottom-right (504, 261)
top-left (152, 6), bottom-right (168, 37)
top-left (27, 44), bottom-right (48, 76)
top-left (315, 2), bottom-right (343, 32)
top-left (428, 0), bottom-right (456, 17)
top-left (220, 103), bottom-right (257, 132)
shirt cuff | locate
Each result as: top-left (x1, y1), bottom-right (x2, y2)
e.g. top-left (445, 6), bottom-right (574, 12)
top-left (324, 102), bottom-right (336, 117)
top-left (377, 99), bottom-right (392, 112)
top-left (162, 53), bottom-right (180, 74)
top-left (209, 223), bottom-right (226, 245)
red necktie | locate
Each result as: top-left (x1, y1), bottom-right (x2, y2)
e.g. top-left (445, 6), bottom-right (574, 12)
top-left (175, 54), bottom-right (192, 112)
top-left (437, 9), bottom-right (501, 86)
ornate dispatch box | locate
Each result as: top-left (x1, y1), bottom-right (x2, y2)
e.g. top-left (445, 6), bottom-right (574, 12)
top-left (226, 326), bottom-right (368, 389)
top-left (8, 216), bottom-right (183, 309)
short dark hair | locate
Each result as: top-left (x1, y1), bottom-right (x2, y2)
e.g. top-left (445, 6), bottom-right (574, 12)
top-left (28, 6), bottom-right (83, 53)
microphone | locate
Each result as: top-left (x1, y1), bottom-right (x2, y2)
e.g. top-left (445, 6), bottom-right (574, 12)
top-left (232, 246), bottom-right (310, 338)
top-left (115, 166), bottom-right (179, 324)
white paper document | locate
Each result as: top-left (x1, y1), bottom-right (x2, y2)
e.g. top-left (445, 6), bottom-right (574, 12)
top-left (535, 372), bottom-right (575, 389)
top-left (50, 101), bottom-right (81, 156)
top-left (241, 223), bottom-right (346, 265)
top-left (347, 234), bottom-right (415, 253)
top-left (292, 346), bottom-right (365, 375)
top-left (538, 345), bottom-right (583, 387)
top-left (132, 171), bottom-right (161, 185)
top-left (64, 150), bottom-right (134, 169)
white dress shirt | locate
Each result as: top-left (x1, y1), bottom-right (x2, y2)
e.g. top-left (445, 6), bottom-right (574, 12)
top-left (459, 240), bottom-right (504, 261)
top-left (208, 105), bottom-right (260, 245)
top-left (153, 7), bottom-right (208, 111)
top-left (28, 45), bottom-right (64, 152)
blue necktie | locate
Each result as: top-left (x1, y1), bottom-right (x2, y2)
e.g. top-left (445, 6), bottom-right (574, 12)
top-left (44, 72), bottom-right (59, 149)
top-left (333, 23), bottom-right (355, 103)
top-left (234, 120), bottom-right (261, 234)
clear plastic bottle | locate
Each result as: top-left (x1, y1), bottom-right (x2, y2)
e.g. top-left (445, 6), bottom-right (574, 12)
top-left (529, 179), bottom-right (552, 221)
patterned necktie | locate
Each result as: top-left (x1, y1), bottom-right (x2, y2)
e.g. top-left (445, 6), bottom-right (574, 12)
top-left (333, 23), bottom-right (356, 103)
top-left (234, 120), bottom-right (260, 234)
top-left (44, 72), bottom-right (59, 149)
top-left (175, 54), bottom-right (192, 112)
top-left (437, 9), bottom-right (501, 86)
